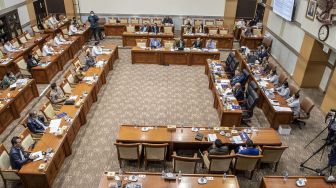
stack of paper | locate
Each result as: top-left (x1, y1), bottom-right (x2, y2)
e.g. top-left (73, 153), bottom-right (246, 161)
top-left (232, 136), bottom-right (243, 144)
top-left (274, 106), bottom-right (292, 112)
top-left (49, 119), bottom-right (62, 133)
top-left (208, 134), bottom-right (217, 142)
top-left (258, 81), bottom-right (268, 87)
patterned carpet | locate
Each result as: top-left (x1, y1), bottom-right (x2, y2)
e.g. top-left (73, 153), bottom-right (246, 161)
top-left (1, 39), bottom-right (333, 188)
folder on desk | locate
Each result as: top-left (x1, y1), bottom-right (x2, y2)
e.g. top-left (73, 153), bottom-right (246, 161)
top-left (208, 134), bottom-right (217, 142)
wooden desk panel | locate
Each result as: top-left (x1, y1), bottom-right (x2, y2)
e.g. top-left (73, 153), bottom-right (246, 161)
top-left (117, 125), bottom-right (171, 143)
top-left (104, 24), bottom-right (127, 36)
top-left (236, 51), bottom-right (293, 129)
top-left (98, 173), bottom-right (240, 188)
top-left (132, 50), bottom-right (160, 64)
top-left (31, 59), bottom-right (59, 84)
top-left (183, 34), bottom-right (234, 50)
top-left (72, 26), bottom-right (91, 46)
top-left (122, 32), bottom-right (174, 47)
top-left (191, 52), bottom-right (220, 65)
top-left (261, 176), bottom-right (335, 188)
top-left (161, 52), bottom-right (189, 65)
top-left (239, 34), bottom-right (263, 50)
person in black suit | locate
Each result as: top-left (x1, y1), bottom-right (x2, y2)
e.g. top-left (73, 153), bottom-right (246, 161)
top-left (27, 53), bottom-right (39, 71)
top-left (140, 23), bottom-right (150, 32)
top-left (192, 38), bottom-right (202, 49)
top-left (175, 38), bottom-right (185, 49)
top-left (162, 16), bottom-right (173, 25)
top-left (233, 83), bottom-right (244, 101)
top-left (207, 139), bottom-right (230, 155)
top-left (151, 23), bottom-right (160, 34)
top-left (9, 136), bottom-right (36, 170)
top-left (27, 111), bottom-right (47, 134)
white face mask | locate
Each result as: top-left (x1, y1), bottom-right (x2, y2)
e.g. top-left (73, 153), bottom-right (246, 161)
top-left (91, 14), bottom-right (94, 16)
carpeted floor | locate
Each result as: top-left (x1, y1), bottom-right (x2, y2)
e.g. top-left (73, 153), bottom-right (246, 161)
top-left (1, 38), bottom-right (333, 188)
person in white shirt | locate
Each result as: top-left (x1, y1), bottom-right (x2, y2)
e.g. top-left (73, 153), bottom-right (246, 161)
top-left (42, 42), bottom-right (55, 56)
top-left (277, 81), bottom-right (290, 99)
top-left (54, 33), bottom-right (67, 45)
top-left (48, 14), bottom-right (59, 27)
top-left (91, 41), bottom-right (103, 57)
top-left (268, 69), bottom-right (279, 86)
top-left (4, 41), bottom-right (19, 53)
top-left (287, 93), bottom-right (300, 117)
top-left (69, 22), bottom-right (78, 35)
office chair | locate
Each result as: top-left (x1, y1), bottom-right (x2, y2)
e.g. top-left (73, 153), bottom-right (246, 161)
top-left (224, 52), bottom-right (235, 67)
top-left (292, 97), bottom-right (315, 129)
top-left (241, 69), bottom-right (250, 87)
top-left (241, 89), bottom-right (259, 125)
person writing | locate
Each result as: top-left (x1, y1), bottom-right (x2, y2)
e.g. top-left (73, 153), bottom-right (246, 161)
top-left (237, 139), bottom-right (260, 156)
top-left (150, 38), bottom-right (161, 49)
top-left (27, 53), bottom-right (39, 71)
top-left (42, 42), bottom-right (55, 56)
top-left (27, 111), bottom-right (48, 134)
top-left (50, 83), bottom-right (66, 105)
top-left (91, 41), bottom-right (103, 57)
top-left (1, 72), bottom-right (16, 89)
top-left (277, 81), bottom-right (290, 99)
top-left (192, 38), bottom-right (202, 49)
top-left (10, 136), bottom-right (37, 170)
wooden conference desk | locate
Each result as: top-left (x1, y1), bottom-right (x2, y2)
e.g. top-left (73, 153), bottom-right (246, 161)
top-left (44, 19), bottom-right (71, 38)
top-left (31, 36), bottom-right (81, 84)
top-left (98, 172), bottom-right (240, 188)
top-left (71, 26), bottom-right (91, 47)
top-left (122, 32), bottom-right (174, 47)
top-left (205, 60), bottom-right (242, 127)
top-left (260, 176), bottom-right (336, 188)
top-left (0, 79), bottom-right (38, 133)
top-left (183, 33), bottom-right (234, 50)
top-left (18, 45), bottom-right (119, 188)
top-left (117, 125), bottom-right (282, 156)
top-left (0, 34), bottom-right (49, 78)
top-left (131, 47), bottom-right (220, 65)
top-left (104, 23), bottom-right (175, 36)
top-left (239, 33), bottom-right (263, 50)
top-left (235, 51), bottom-right (293, 129)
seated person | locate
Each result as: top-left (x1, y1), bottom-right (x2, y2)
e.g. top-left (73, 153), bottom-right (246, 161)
top-left (268, 69), bottom-right (279, 86)
top-left (231, 70), bottom-right (245, 86)
top-left (237, 139), bottom-right (260, 156)
top-left (175, 39), bottom-right (185, 50)
top-left (149, 38), bottom-right (161, 49)
top-left (162, 16), bottom-right (173, 25)
top-left (206, 39), bottom-right (216, 49)
top-left (54, 33), bottom-right (68, 45)
top-left (207, 139), bottom-right (230, 155)
top-left (4, 41), bottom-right (20, 53)
top-left (85, 50), bottom-right (96, 68)
top-left (42, 42), bottom-right (55, 56)
top-left (91, 41), bottom-right (103, 57)
top-left (27, 111), bottom-right (47, 134)
top-left (140, 23), bottom-right (150, 32)
top-left (1, 71), bottom-right (16, 89)
top-left (151, 23), bottom-right (160, 34)
top-left (192, 38), bottom-right (202, 49)
top-left (248, 18), bottom-right (257, 27)
top-left (287, 93), bottom-right (300, 117)
top-left (184, 22), bottom-right (192, 34)
top-left (27, 53), bottom-right (39, 71)
top-left (72, 17), bottom-right (80, 27)
top-left (10, 136), bottom-right (37, 170)
top-left (48, 14), bottom-right (59, 27)
top-left (257, 46), bottom-right (268, 60)
top-left (277, 81), bottom-right (290, 99)
top-left (73, 67), bottom-right (85, 83)
top-left (50, 82), bottom-right (66, 104)
top-left (69, 21), bottom-right (79, 35)
top-left (233, 83), bottom-right (244, 101)
top-left (196, 24), bottom-right (204, 34)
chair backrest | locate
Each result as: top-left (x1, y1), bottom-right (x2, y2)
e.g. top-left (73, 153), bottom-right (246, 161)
top-left (25, 32), bottom-right (33, 40)
top-left (235, 154), bottom-right (262, 171)
top-left (278, 72), bottom-right (288, 86)
top-left (208, 154), bottom-right (235, 172)
top-left (262, 37), bottom-right (273, 51)
top-left (64, 71), bottom-right (76, 85)
top-left (205, 20), bottom-right (215, 26)
top-left (219, 28), bottom-right (228, 35)
top-left (114, 143), bottom-right (140, 160)
top-left (20, 128), bottom-right (34, 150)
top-left (130, 18), bottom-right (139, 24)
top-left (32, 25), bottom-right (41, 33)
top-left (261, 146), bottom-right (288, 163)
top-left (60, 80), bottom-right (72, 94)
top-left (163, 40), bottom-right (174, 49)
top-left (172, 154), bottom-right (199, 174)
top-left (15, 57), bottom-right (30, 75)
top-left (0, 144), bottom-right (20, 180)
top-left (126, 25), bottom-right (135, 33)
top-left (246, 90), bottom-right (259, 115)
top-left (215, 19), bottom-right (224, 26)
top-left (153, 18), bottom-right (162, 25)
top-left (136, 39), bottom-right (147, 48)
top-left (289, 83), bottom-right (300, 96)
top-left (242, 69), bottom-right (250, 85)
top-left (119, 18), bottom-right (128, 24)
top-left (164, 27), bottom-right (173, 34)
top-left (11, 39), bottom-right (20, 48)
top-left (253, 28), bottom-right (262, 36)
top-left (98, 17), bottom-right (106, 26)
top-left (143, 143), bottom-right (168, 160)
top-left (248, 80), bottom-right (258, 91)
top-left (141, 18), bottom-right (151, 24)
top-left (18, 34), bottom-right (27, 44)
top-left (32, 45), bottom-right (43, 57)
top-left (108, 17), bottom-right (117, 24)
top-left (41, 101), bottom-right (56, 119)
top-left (73, 58), bottom-right (82, 69)
top-left (300, 97), bottom-right (315, 117)
top-left (208, 28), bottom-right (218, 35)
top-left (61, 27), bottom-right (69, 35)
top-left (194, 19), bottom-right (202, 27)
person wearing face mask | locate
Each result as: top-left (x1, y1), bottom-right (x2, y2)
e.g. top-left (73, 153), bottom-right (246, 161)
top-left (257, 46), bottom-right (268, 60)
top-left (88, 11), bottom-right (103, 41)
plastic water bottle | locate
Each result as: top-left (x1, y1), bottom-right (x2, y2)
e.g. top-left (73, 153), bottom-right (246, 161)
top-left (283, 171), bottom-right (288, 182)
top-left (223, 172), bottom-right (227, 181)
top-left (178, 170), bottom-right (182, 181)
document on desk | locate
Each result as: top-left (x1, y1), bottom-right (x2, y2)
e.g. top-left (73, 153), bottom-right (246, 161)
top-left (232, 136), bottom-right (243, 144)
top-left (96, 61), bottom-right (105, 67)
top-left (49, 119), bottom-right (62, 133)
top-left (83, 76), bottom-right (94, 82)
top-left (69, 95), bottom-right (78, 101)
top-left (274, 106), bottom-right (292, 112)
top-left (208, 134), bottom-right (217, 142)
top-left (258, 81), bottom-right (268, 87)
top-left (31, 151), bottom-right (44, 161)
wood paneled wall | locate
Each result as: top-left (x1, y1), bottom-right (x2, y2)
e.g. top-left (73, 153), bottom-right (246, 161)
top-left (224, 0), bottom-right (238, 27)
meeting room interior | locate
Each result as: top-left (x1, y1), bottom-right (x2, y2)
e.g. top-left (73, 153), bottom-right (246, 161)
top-left (0, 0), bottom-right (336, 187)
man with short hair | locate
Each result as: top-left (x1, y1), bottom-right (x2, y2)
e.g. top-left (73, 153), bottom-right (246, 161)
top-left (91, 41), bottom-right (103, 57)
top-left (151, 23), bottom-right (160, 34)
top-left (149, 38), bottom-right (161, 49)
top-left (50, 83), bottom-right (66, 104)
top-left (10, 136), bottom-right (36, 169)
top-left (287, 93), bottom-right (300, 117)
top-left (192, 38), bottom-right (202, 49)
top-left (237, 139), bottom-right (259, 156)
top-left (231, 70), bottom-right (245, 86)
top-left (208, 139), bottom-right (230, 155)
top-left (88, 11), bottom-right (103, 41)
top-left (162, 16), bottom-right (173, 25)
top-left (27, 111), bottom-right (47, 134)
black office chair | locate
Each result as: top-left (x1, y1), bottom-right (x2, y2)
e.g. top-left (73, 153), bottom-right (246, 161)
top-left (225, 58), bottom-right (240, 78)
top-left (241, 90), bottom-right (259, 126)
top-left (241, 69), bottom-right (250, 87)
top-left (225, 52), bottom-right (235, 67)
